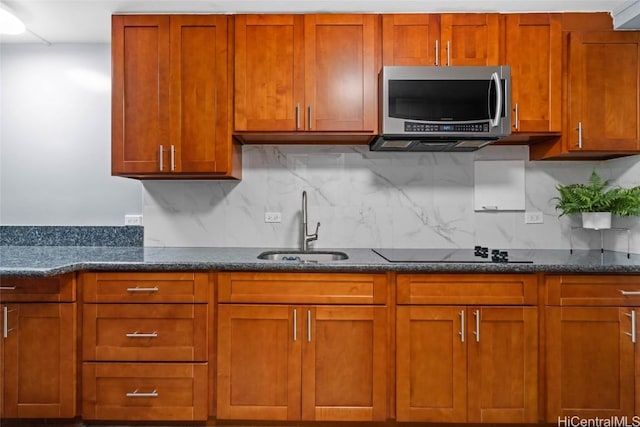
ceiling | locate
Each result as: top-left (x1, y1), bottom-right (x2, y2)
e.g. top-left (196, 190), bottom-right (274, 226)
top-left (1, 0), bottom-right (639, 44)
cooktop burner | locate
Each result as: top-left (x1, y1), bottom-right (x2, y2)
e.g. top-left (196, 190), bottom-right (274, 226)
top-left (372, 247), bottom-right (534, 264)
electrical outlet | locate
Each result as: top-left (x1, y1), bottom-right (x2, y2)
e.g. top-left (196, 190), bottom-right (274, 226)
top-left (124, 215), bottom-right (143, 226)
top-left (264, 212), bottom-right (282, 223)
top-left (524, 211), bottom-right (544, 224)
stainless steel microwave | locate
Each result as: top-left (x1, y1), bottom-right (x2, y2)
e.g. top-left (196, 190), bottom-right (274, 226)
top-left (371, 65), bottom-right (511, 152)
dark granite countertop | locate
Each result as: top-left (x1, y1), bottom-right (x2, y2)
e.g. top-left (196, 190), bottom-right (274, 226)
top-left (1, 246), bottom-right (640, 277)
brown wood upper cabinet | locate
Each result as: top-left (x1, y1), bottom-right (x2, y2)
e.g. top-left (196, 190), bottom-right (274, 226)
top-left (565, 31), bottom-right (640, 154)
top-left (531, 14), bottom-right (640, 159)
top-left (234, 14), bottom-right (379, 139)
top-left (505, 14), bottom-right (562, 133)
top-left (382, 14), bottom-right (501, 66)
top-left (112, 15), bottom-right (240, 179)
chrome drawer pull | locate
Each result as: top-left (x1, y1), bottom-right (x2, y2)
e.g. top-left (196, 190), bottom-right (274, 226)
top-left (0, 286), bottom-right (16, 291)
top-left (125, 331), bottom-right (158, 338)
top-left (620, 290), bottom-right (640, 296)
top-left (126, 389), bottom-right (158, 398)
top-left (126, 286), bottom-right (159, 293)
top-left (459, 310), bottom-right (465, 343)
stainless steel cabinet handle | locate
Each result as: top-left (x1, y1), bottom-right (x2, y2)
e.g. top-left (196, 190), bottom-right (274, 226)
top-left (126, 286), bottom-right (159, 293)
top-left (0, 286), bottom-right (16, 291)
top-left (435, 40), bottom-right (439, 66)
top-left (620, 290), bottom-right (640, 296)
top-left (2, 306), bottom-right (14, 339)
top-left (296, 103), bottom-right (301, 130)
top-left (576, 122), bottom-right (583, 149)
top-left (125, 331), bottom-right (158, 338)
top-left (170, 145), bottom-right (175, 172)
top-left (514, 103), bottom-right (519, 130)
top-left (307, 309), bottom-right (311, 342)
top-left (459, 310), bottom-right (465, 342)
top-left (159, 145), bottom-right (164, 171)
top-left (3, 306), bottom-right (8, 339)
top-left (126, 389), bottom-right (158, 398)
top-left (308, 105), bottom-right (313, 130)
top-left (473, 309), bottom-right (480, 342)
top-left (446, 40), bottom-right (451, 66)
top-left (293, 308), bottom-right (297, 342)
top-left (626, 310), bottom-right (636, 343)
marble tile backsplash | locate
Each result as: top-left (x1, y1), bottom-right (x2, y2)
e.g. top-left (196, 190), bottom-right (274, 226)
top-left (143, 145), bottom-right (640, 253)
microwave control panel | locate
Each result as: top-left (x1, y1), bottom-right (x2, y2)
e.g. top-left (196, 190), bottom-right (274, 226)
top-left (404, 121), bottom-right (490, 133)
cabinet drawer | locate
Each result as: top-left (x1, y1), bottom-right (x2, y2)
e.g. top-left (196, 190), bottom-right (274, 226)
top-left (0, 273), bottom-right (75, 302)
top-left (81, 272), bottom-right (210, 303)
top-left (82, 362), bottom-right (208, 421)
top-left (217, 272), bottom-right (387, 304)
top-left (397, 274), bottom-right (538, 305)
top-left (83, 304), bottom-right (207, 361)
top-left (547, 275), bottom-right (640, 306)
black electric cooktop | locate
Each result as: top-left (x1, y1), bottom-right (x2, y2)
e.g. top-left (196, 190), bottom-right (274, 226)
top-left (372, 248), bottom-right (534, 264)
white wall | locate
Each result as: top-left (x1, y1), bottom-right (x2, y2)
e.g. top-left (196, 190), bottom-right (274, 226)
top-left (1, 43), bottom-right (639, 252)
top-left (0, 43), bottom-right (141, 225)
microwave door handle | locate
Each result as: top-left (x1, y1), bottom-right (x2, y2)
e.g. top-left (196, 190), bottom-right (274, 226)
top-left (489, 72), bottom-right (502, 128)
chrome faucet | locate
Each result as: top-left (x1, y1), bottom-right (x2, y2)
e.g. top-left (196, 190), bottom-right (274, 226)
top-left (301, 190), bottom-right (320, 251)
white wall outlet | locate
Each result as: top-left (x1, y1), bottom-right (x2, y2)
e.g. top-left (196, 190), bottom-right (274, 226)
top-left (524, 211), bottom-right (544, 224)
top-left (264, 212), bottom-right (282, 223)
top-left (124, 214), bottom-right (143, 226)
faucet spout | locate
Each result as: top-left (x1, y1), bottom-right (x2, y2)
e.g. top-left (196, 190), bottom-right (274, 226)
top-left (301, 190), bottom-right (320, 251)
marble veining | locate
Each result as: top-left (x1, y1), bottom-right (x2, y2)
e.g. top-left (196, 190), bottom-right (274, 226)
top-left (143, 146), bottom-right (640, 253)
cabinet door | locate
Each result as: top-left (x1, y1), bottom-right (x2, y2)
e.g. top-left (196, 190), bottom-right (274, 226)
top-left (234, 15), bottom-right (304, 131)
top-left (440, 14), bottom-right (500, 66)
top-left (301, 306), bottom-right (386, 421)
top-left (546, 307), bottom-right (635, 420)
top-left (217, 304), bottom-right (301, 420)
top-left (506, 14), bottom-right (562, 133)
top-left (304, 14), bottom-right (378, 132)
top-left (567, 31), bottom-right (640, 152)
top-left (396, 306), bottom-right (467, 422)
top-left (112, 15), bottom-right (170, 175)
top-left (3, 303), bottom-right (76, 418)
top-left (170, 15), bottom-right (229, 174)
top-left (382, 14), bottom-right (441, 66)
top-left (467, 307), bottom-right (538, 423)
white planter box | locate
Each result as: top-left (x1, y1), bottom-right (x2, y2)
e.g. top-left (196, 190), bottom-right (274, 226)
top-left (581, 212), bottom-right (612, 230)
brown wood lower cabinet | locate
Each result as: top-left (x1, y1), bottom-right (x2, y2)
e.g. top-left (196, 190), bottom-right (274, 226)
top-left (546, 307), bottom-right (635, 419)
top-left (396, 305), bottom-right (538, 423)
top-left (0, 273), bottom-right (77, 420)
top-left (80, 271), bottom-right (211, 422)
top-left (545, 275), bottom-right (640, 421)
top-left (217, 304), bottom-right (387, 421)
top-left (395, 274), bottom-right (539, 424)
top-left (82, 362), bottom-right (208, 421)
top-left (1, 303), bottom-right (76, 419)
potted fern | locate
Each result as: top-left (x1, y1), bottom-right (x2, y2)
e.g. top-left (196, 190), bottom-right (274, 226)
top-left (553, 171), bottom-right (640, 229)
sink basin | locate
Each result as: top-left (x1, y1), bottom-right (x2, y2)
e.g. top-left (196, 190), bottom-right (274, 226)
top-left (257, 250), bottom-right (348, 262)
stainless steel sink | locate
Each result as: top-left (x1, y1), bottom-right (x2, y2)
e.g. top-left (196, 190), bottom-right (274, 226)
top-left (257, 250), bottom-right (348, 262)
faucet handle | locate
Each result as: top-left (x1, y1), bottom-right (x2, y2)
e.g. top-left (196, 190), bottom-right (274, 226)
top-left (312, 222), bottom-right (320, 238)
